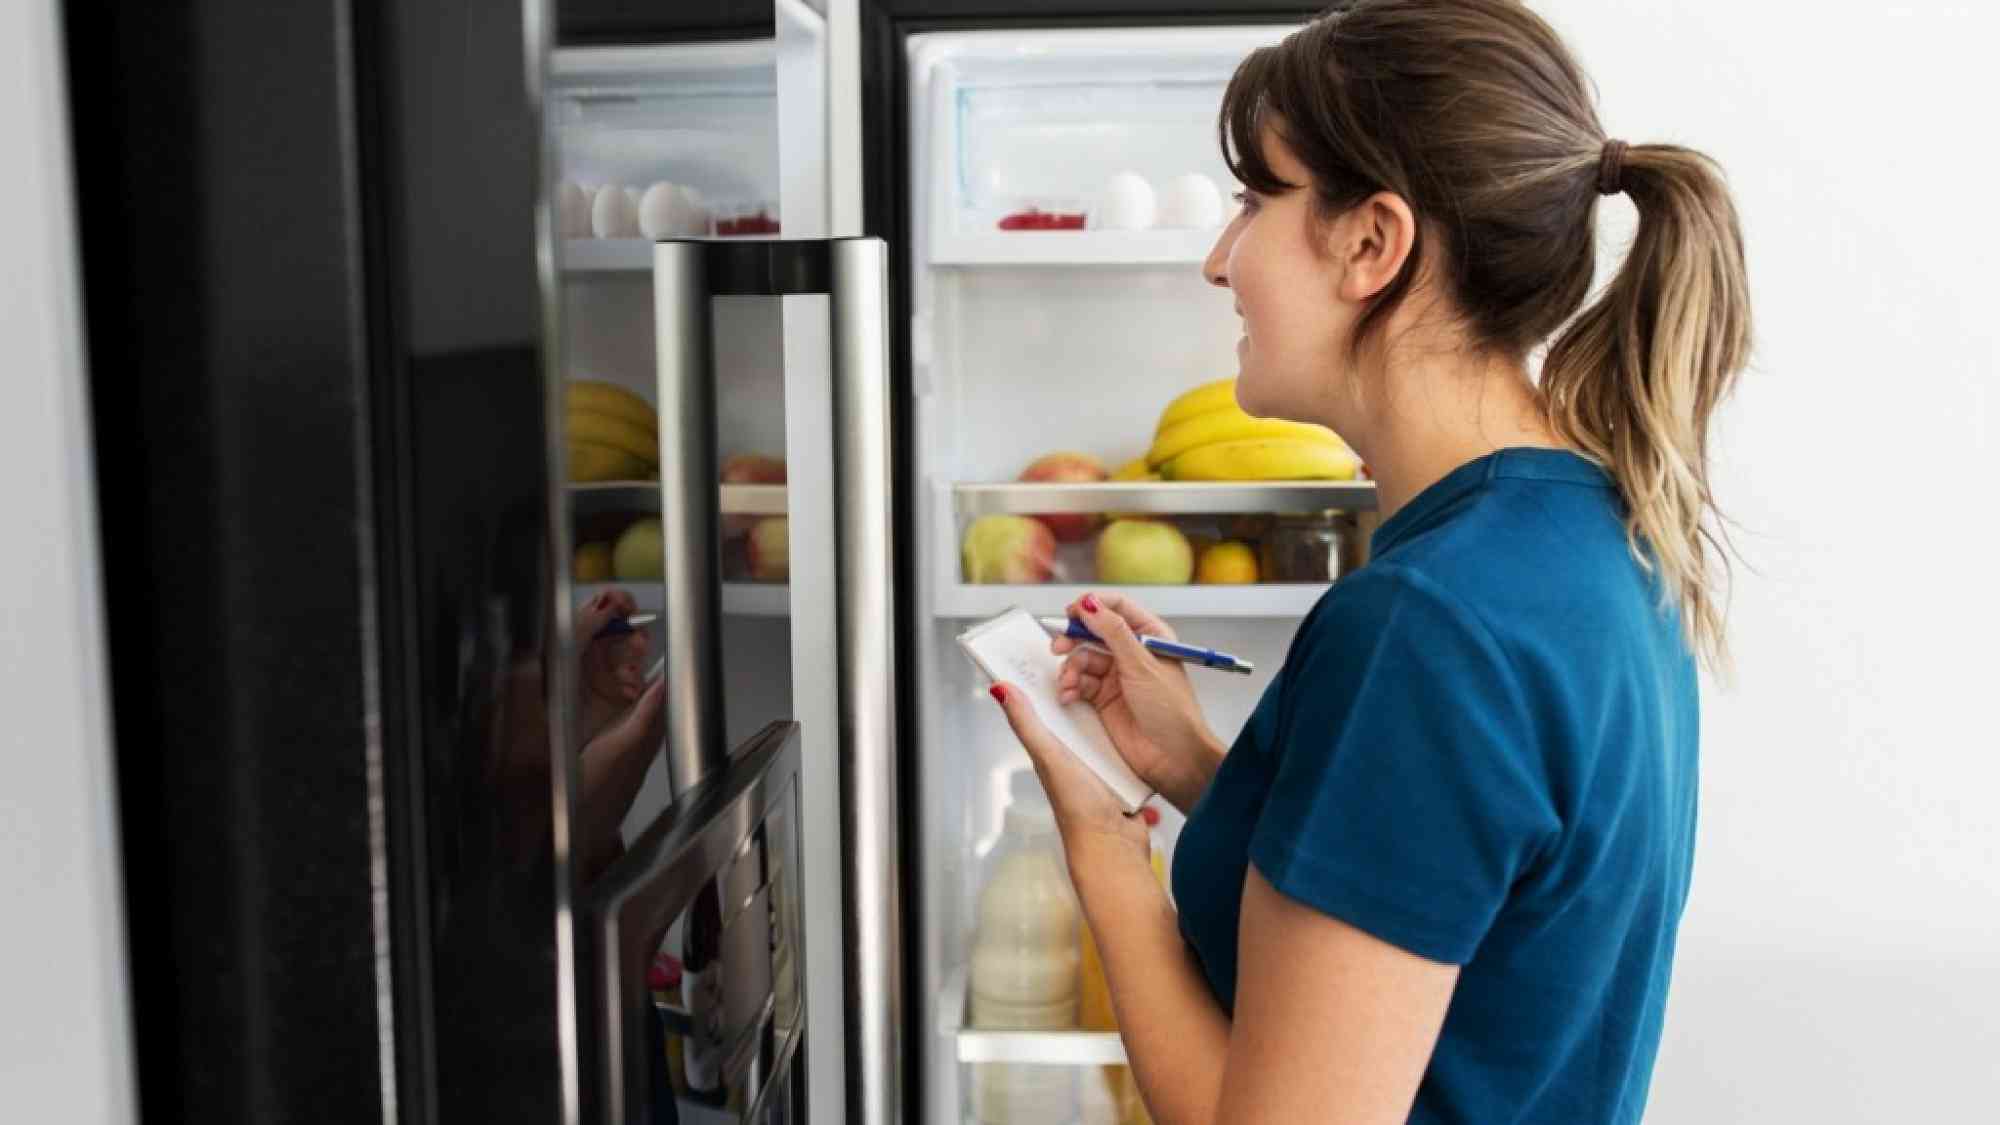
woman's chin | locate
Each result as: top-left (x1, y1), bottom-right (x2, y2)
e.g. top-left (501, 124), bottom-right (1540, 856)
top-left (1234, 371), bottom-right (1273, 419)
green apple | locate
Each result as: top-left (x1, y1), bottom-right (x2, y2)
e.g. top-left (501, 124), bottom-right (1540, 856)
top-left (1096, 519), bottom-right (1193, 585)
top-left (612, 518), bottom-right (665, 580)
top-left (746, 517), bottom-right (790, 582)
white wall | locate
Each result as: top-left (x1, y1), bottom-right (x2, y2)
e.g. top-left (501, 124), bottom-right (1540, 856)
top-left (1533, 2), bottom-right (2000, 1120)
top-left (0, 1), bottom-right (137, 1122)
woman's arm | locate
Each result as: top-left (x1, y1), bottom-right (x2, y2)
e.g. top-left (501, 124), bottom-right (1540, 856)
top-left (1069, 840), bottom-right (1231, 1121)
top-left (1213, 870), bottom-right (1457, 1122)
top-left (1077, 846), bottom-right (1457, 1125)
top-left (992, 680), bottom-right (1459, 1125)
top-left (575, 677), bottom-right (667, 882)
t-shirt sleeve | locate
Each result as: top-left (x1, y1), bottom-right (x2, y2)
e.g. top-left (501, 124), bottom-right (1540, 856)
top-left (1248, 564), bottom-right (1560, 965)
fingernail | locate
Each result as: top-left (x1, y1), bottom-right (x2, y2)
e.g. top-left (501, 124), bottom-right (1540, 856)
top-left (989, 684), bottom-right (1007, 704)
top-left (1081, 594), bottom-right (1099, 613)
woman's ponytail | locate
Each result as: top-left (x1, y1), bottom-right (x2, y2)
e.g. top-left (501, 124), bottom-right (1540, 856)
top-left (1540, 145), bottom-right (1752, 670)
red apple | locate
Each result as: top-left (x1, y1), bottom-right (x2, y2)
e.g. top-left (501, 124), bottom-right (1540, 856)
top-left (721, 453), bottom-right (787, 537)
top-left (961, 515), bottom-right (1056, 584)
top-left (721, 453), bottom-right (787, 484)
top-left (746, 517), bottom-right (789, 583)
top-left (1019, 451), bottom-right (1109, 543)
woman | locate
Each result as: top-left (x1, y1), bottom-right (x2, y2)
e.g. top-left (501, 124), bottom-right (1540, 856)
top-left (987, 2), bottom-right (1749, 1122)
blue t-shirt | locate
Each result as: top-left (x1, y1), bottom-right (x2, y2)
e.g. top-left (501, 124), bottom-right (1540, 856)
top-left (1172, 447), bottom-right (1698, 1124)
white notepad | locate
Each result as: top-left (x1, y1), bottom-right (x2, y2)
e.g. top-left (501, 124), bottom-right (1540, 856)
top-left (957, 607), bottom-right (1152, 814)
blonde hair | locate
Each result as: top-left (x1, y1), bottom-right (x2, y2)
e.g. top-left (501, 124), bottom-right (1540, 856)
top-left (1221, 0), bottom-right (1751, 667)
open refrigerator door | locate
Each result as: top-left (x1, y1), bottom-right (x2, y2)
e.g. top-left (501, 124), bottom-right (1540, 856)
top-left (550, 4), bottom-right (884, 1122)
top-left (903, 25), bottom-right (1382, 1125)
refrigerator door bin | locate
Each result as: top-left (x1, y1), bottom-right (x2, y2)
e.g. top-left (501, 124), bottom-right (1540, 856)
top-left (585, 720), bottom-right (807, 1125)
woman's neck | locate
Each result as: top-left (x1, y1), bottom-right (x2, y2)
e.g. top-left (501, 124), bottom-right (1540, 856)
top-left (1350, 351), bottom-right (1567, 524)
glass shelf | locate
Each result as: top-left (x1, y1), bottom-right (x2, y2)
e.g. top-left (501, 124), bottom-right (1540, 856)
top-left (575, 581), bottom-right (790, 619)
top-left (953, 479), bottom-right (1376, 517)
top-left (569, 481), bottom-right (788, 517)
top-left (937, 965), bottom-right (1127, 1067)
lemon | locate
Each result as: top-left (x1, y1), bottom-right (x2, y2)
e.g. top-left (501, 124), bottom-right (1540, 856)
top-left (574, 542), bottom-right (614, 583)
top-left (1194, 540), bottom-right (1259, 585)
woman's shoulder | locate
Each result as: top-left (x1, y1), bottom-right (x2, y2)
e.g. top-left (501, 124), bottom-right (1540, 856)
top-left (1364, 471), bottom-right (1646, 633)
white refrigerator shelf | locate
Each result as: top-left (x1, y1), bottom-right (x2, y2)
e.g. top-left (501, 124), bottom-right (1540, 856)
top-left (931, 228), bottom-right (1223, 268)
top-left (953, 478), bottom-right (1377, 516)
top-left (574, 580), bottom-right (790, 618)
top-left (935, 581), bottom-right (1328, 621)
top-left (938, 965), bottom-right (1129, 1066)
top-left (568, 480), bottom-right (789, 517)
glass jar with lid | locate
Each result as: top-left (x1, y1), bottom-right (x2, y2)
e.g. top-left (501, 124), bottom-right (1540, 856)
top-left (1259, 511), bottom-right (1351, 583)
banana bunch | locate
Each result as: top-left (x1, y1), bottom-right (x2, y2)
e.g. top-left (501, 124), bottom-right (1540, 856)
top-left (1145, 378), bottom-right (1358, 482)
top-left (566, 380), bottom-right (659, 483)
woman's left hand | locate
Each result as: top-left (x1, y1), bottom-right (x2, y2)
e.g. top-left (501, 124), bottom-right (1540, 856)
top-left (575, 588), bottom-right (651, 740)
top-left (988, 682), bottom-right (1150, 877)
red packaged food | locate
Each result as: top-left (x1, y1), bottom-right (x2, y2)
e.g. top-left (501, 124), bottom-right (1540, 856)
top-left (718, 211), bottom-right (781, 236)
top-left (996, 208), bottom-right (1085, 231)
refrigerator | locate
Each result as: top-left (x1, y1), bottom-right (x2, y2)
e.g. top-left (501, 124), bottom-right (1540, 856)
top-left (62, 1), bottom-right (1340, 1124)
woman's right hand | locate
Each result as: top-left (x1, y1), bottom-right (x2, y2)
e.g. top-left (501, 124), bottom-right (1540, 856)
top-left (1053, 591), bottom-right (1226, 814)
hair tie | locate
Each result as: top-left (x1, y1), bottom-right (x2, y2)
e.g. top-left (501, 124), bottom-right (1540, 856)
top-left (1597, 139), bottom-right (1630, 196)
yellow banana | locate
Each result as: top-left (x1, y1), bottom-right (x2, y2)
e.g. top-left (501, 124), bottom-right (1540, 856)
top-left (1153, 377), bottom-right (1239, 435)
top-left (1146, 407), bottom-right (1343, 468)
top-left (566, 408), bottom-right (659, 466)
top-left (567, 440), bottom-right (650, 483)
top-left (1163, 438), bottom-right (1359, 482)
top-left (565, 380), bottom-right (657, 433)
top-left (1107, 456), bottom-right (1162, 520)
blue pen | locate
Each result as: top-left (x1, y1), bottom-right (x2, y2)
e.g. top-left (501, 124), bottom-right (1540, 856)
top-left (1037, 616), bottom-right (1256, 676)
top-left (592, 612), bottom-right (658, 641)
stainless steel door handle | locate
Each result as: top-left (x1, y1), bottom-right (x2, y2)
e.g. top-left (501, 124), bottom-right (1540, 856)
top-left (829, 239), bottom-right (901, 1125)
top-left (652, 242), bottom-right (727, 798)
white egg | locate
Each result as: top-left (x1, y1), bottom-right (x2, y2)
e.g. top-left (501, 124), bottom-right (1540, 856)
top-left (557, 182), bottom-right (589, 238)
top-left (676, 187), bottom-right (710, 235)
top-left (1087, 172), bottom-right (1156, 231)
top-left (1155, 173), bottom-right (1224, 229)
top-left (639, 182), bottom-right (712, 238)
top-left (591, 184), bottom-right (639, 238)
top-left (637, 182), bottom-right (679, 238)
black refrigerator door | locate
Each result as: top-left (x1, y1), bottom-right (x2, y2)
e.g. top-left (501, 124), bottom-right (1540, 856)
top-left (64, 0), bottom-right (576, 1122)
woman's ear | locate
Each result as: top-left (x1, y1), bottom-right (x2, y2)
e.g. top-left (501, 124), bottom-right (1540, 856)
top-left (1333, 191), bottom-right (1417, 303)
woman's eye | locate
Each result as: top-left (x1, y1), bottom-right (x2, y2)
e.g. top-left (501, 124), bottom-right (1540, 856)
top-left (1232, 191), bottom-right (1260, 215)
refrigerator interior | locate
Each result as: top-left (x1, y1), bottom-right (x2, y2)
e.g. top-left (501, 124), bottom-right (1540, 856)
top-left (905, 26), bottom-right (1377, 1125)
top-left (551, 36), bottom-right (823, 1124)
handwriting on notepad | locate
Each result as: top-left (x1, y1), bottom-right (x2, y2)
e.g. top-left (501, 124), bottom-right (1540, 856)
top-left (999, 650), bottom-right (1047, 685)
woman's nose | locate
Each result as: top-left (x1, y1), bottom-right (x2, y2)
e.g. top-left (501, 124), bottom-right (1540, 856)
top-left (1202, 226), bottom-right (1234, 289)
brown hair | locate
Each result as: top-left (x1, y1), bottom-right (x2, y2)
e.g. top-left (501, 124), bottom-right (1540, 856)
top-left (1222, 0), bottom-right (1751, 668)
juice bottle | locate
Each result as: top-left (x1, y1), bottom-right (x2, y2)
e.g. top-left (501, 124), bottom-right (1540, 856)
top-left (969, 772), bottom-right (1081, 1124)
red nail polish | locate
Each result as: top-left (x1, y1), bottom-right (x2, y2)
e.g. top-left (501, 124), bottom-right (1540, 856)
top-left (989, 684), bottom-right (1007, 704)
top-left (1081, 594), bottom-right (1099, 613)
